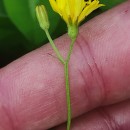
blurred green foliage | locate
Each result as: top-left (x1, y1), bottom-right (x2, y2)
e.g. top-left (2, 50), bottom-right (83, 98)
top-left (0, 0), bottom-right (125, 67)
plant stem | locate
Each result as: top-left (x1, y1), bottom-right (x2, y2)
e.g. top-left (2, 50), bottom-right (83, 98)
top-left (45, 29), bottom-right (76, 130)
top-left (64, 61), bottom-right (71, 130)
top-left (45, 30), bottom-right (65, 64)
top-left (66, 38), bottom-right (76, 63)
top-left (65, 38), bottom-right (76, 130)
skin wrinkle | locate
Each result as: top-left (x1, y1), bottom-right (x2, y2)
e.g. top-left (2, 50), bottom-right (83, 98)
top-left (76, 35), bottom-right (94, 77)
top-left (75, 37), bottom-right (93, 108)
top-left (77, 69), bottom-right (92, 109)
top-left (98, 107), bottom-right (120, 130)
top-left (76, 34), bottom-right (105, 107)
top-left (80, 33), bottom-right (106, 102)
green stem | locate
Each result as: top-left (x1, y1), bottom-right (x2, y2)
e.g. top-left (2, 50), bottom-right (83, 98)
top-left (65, 38), bottom-right (76, 130)
top-left (64, 62), bottom-right (71, 130)
top-left (45, 29), bottom-right (77, 130)
top-left (66, 38), bottom-right (76, 63)
top-left (45, 30), bottom-right (65, 64)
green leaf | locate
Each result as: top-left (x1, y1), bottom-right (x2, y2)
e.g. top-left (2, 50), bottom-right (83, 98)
top-left (0, 15), bottom-right (30, 67)
top-left (0, 0), bottom-right (6, 17)
top-left (3, 0), bottom-right (66, 46)
top-left (0, 0), bottom-right (31, 67)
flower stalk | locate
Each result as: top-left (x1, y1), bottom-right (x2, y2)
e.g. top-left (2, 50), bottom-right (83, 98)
top-left (45, 30), bottom-right (65, 64)
top-left (36, 1), bottom-right (104, 130)
top-left (64, 61), bottom-right (71, 130)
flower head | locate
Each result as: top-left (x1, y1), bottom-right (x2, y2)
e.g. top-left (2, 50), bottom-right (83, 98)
top-left (49, 0), bottom-right (104, 26)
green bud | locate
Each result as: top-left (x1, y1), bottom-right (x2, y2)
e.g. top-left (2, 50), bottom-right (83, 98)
top-left (36, 5), bottom-right (50, 31)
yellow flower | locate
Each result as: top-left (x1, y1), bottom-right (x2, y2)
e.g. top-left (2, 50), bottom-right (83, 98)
top-left (49, 0), bottom-right (104, 26)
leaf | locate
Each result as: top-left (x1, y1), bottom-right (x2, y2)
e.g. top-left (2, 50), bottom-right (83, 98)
top-left (3, 0), bottom-right (66, 46)
top-left (0, 0), bottom-right (32, 67)
top-left (0, 0), bottom-right (6, 17)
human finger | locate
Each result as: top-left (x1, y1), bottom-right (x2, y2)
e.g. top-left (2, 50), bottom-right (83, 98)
top-left (0, 1), bottom-right (130, 130)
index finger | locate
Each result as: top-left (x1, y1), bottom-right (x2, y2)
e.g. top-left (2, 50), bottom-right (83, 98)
top-left (0, 1), bottom-right (130, 130)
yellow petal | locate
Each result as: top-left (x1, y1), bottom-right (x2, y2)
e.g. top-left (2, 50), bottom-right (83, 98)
top-left (86, 0), bottom-right (92, 4)
top-left (57, 0), bottom-right (66, 11)
top-left (78, 0), bottom-right (105, 24)
top-left (65, 0), bottom-right (71, 16)
top-left (81, 0), bottom-right (87, 10)
top-left (73, 0), bottom-right (86, 23)
top-left (63, 13), bottom-right (69, 25)
top-left (49, 0), bottom-right (60, 14)
top-left (75, 0), bottom-right (83, 17)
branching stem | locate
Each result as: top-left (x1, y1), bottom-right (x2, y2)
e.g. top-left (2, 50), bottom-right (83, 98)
top-left (45, 30), bottom-right (65, 64)
top-left (45, 30), bottom-right (76, 130)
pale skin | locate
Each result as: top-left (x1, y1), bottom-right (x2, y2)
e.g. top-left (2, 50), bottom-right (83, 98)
top-left (0, 1), bottom-right (130, 130)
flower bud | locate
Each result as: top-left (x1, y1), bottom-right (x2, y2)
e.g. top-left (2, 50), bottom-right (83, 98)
top-left (36, 5), bottom-right (50, 31)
